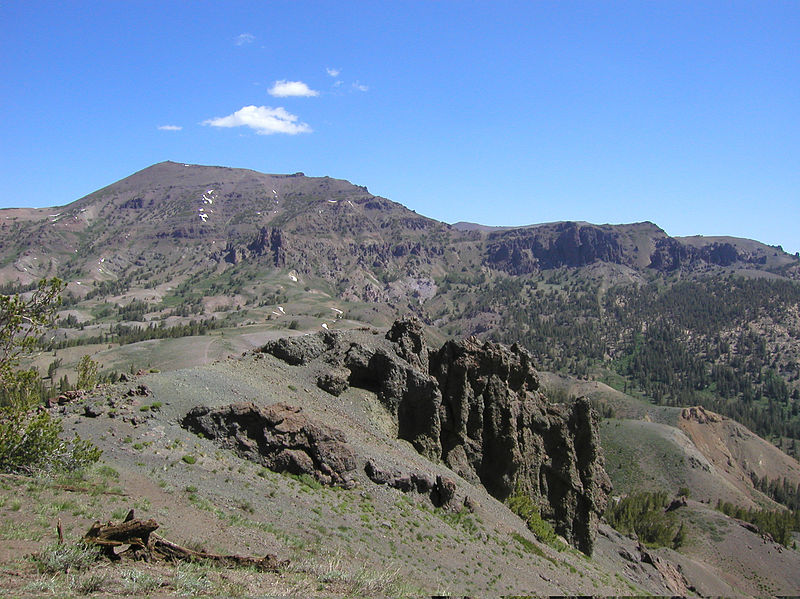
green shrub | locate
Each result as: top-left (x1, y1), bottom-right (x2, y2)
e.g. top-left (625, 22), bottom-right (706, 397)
top-left (0, 408), bottom-right (101, 473)
top-left (76, 355), bottom-right (99, 390)
top-left (508, 489), bottom-right (566, 550)
top-left (120, 568), bottom-right (163, 594)
top-left (182, 454), bottom-right (197, 464)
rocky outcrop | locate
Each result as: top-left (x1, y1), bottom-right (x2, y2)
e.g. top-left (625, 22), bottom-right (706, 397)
top-left (248, 227), bottom-right (286, 267)
top-left (428, 335), bottom-right (611, 554)
top-left (182, 402), bottom-right (357, 487)
top-left (262, 318), bottom-right (612, 554)
top-left (649, 238), bottom-right (765, 271)
top-left (681, 405), bottom-right (723, 424)
top-left (263, 330), bottom-right (340, 365)
top-left (486, 222), bottom-right (626, 274)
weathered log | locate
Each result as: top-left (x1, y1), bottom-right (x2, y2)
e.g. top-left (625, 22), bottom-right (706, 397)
top-left (80, 511), bottom-right (288, 571)
top-left (83, 517), bottom-right (159, 560)
top-left (83, 518), bottom-right (159, 547)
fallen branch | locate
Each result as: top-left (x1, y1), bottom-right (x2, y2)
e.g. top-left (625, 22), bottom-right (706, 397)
top-left (80, 510), bottom-right (288, 571)
top-left (150, 533), bottom-right (288, 571)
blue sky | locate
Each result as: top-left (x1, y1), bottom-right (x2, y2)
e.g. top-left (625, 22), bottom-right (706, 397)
top-left (2, 1), bottom-right (798, 253)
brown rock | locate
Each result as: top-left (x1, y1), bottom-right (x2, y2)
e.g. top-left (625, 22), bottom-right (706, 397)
top-left (182, 402), bottom-right (357, 487)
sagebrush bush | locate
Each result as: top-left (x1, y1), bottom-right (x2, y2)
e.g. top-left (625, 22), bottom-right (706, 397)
top-left (32, 541), bottom-right (101, 574)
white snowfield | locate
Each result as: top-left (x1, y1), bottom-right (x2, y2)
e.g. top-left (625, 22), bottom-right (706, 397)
top-left (198, 189), bottom-right (217, 221)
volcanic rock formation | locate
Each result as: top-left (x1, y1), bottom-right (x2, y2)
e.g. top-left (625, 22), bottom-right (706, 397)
top-left (262, 318), bottom-right (612, 554)
top-left (182, 402), bottom-right (357, 488)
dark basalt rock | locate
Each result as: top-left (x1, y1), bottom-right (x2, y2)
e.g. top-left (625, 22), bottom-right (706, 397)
top-left (365, 459), bottom-right (454, 506)
top-left (248, 227), bottom-right (286, 267)
top-left (182, 402), bottom-right (357, 488)
top-left (261, 317), bottom-right (612, 554)
top-left (316, 371), bottom-right (349, 396)
top-left (262, 331), bottom-right (340, 365)
top-left (486, 222), bottom-right (625, 274)
top-left (649, 238), bottom-right (760, 271)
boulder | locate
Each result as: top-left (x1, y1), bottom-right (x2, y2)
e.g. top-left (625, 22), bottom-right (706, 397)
top-left (182, 402), bottom-right (356, 487)
top-left (316, 371), bottom-right (349, 396)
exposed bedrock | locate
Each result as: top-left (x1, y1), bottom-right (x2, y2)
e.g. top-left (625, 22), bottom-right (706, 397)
top-left (262, 317), bottom-right (612, 554)
top-left (181, 402), bottom-right (357, 488)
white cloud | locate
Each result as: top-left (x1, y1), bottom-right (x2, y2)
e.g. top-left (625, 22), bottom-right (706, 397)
top-left (158, 125), bottom-right (182, 131)
top-left (352, 82), bottom-right (369, 92)
top-left (202, 105), bottom-right (311, 135)
top-left (268, 80), bottom-right (319, 97)
top-left (326, 67), bottom-right (340, 77)
top-left (235, 33), bottom-right (255, 46)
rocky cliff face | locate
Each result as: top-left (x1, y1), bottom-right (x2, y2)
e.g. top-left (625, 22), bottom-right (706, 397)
top-left (262, 318), bottom-right (612, 554)
top-left (486, 222), bottom-right (627, 274)
top-left (649, 238), bottom-right (766, 270)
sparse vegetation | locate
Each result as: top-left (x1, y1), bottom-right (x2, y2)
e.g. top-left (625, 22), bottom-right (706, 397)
top-left (0, 166), bottom-right (799, 596)
top-left (31, 541), bottom-right (101, 574)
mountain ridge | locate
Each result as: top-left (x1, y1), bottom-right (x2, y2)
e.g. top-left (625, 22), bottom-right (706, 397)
top-left (2, 161), bottom-right (797, 290)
